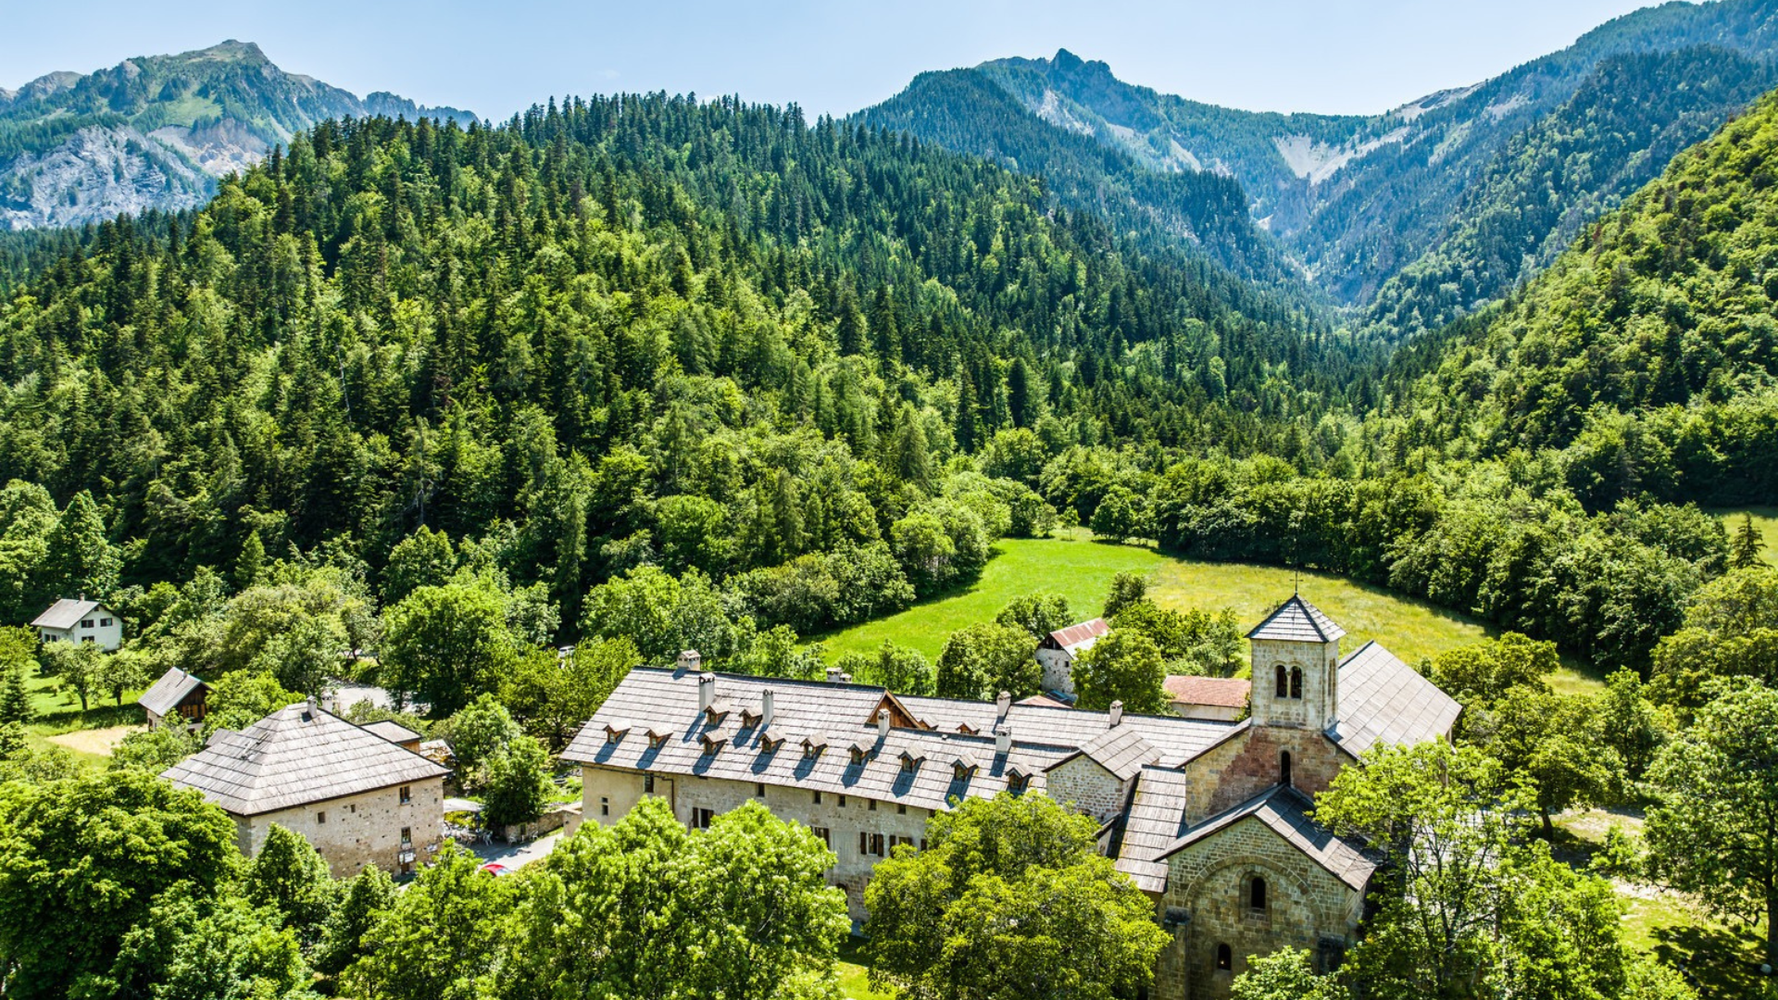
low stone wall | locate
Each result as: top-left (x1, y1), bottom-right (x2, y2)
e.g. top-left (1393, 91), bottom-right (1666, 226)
top-left (499, 802), bottom-right (579, 843)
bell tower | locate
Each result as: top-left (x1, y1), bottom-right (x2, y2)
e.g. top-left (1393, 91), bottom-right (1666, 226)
top-left (1246, 595), bottom-right (1344, 731)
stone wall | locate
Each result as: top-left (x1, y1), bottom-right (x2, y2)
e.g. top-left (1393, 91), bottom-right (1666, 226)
top-left (1038, 647), bottom-right (1075, 695)
top-left (1248, 637), bottom-right (1339, 732)
top-left (1179, 727), bottom-right (1349, 824)
top-left (233, 776), bottom-right (445, 878)
top-left (1153, 816), bottom-right (1364, 1000)
top-left (582, 765), bottom-right (935, 922)
top-left (1046, 754), bottom-right (1128, 823)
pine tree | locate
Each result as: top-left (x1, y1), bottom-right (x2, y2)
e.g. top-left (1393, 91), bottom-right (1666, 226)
top-left (1730, 513), bottom-right (1766, 569)
top-left (1007, 357), bottom-right (1033, 428)
top-left (40, 491), bottom-right (118, 603)
top-left (0, 661), bottom-right (31, 724)
top-left (233, 530), bottom-right (266, 592)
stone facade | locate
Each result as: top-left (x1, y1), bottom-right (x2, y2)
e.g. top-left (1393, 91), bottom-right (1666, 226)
top-left (233, 776), bottom-right (446, 878)
top-left (1248, 636), bottom-right (1340, 733)
top-left (1154, 817), bottom-right (1364, 1000)
top-left (1179, 726), bottom-right (1349, 823)
top-left (1037, 646), bottom-right (1077, 696)
top-left (581, 765), bottom-right (933, 922)
top-left (1046, 754), bottom-right (1131, 823)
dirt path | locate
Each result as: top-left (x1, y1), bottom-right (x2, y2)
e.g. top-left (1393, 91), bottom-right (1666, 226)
top-left (46, 724), bottom-right (141, 756)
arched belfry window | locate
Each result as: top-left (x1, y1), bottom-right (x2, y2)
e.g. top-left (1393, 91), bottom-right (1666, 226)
top-left (1289, 667), bottom-right (1303, 700)
top-left (1280, 751), bottom-right (1292, 787)
top-left (1250, 876), bottom-right (1268, 911)
top-left (1216, 943), bottom-right (1232, 970)
top-left (1274, 665), bottom-right (1288, 698)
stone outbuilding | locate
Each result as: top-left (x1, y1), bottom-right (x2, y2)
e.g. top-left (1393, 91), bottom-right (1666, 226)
top-left (137, 666), bottom-right (209, 730)
top-left (1036, 617), bottom-right (1110, 696)
top-left (1163, 675), bottom-right (1251, 722)
top-left (30, 597), bottom-right (123, 651)
top-left (162, 700), bottom-right (450, 877)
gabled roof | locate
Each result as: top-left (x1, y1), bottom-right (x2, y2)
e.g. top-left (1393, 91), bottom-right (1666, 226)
top-left (1246, 595), bottom-right (1345, 643)
top-left (1052, 725), bottom-right (1161, 782)
top-left (1328, 641), bottom-right (1463, 757)
top-left (138, 667), bottom-right (207, 717)
top-left (162, 702), bottom-right (448, 816)
top-left (1017, 693), bottom-right (1073, 709)
top-left (1113, 766), bottom-right (1194, 892)
top-left (1158, 786), bottom-right (1376, 891)
top-left (1163, 675), bottom-right (1251, 709)
top-left (31, 598), bottom-right (106, 630)
top-left (361, 720), bottom-right (422, 744)
top-left (1046, 618), bottom-right (1111, 652)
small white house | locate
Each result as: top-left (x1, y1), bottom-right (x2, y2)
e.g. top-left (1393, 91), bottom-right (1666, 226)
top-left (30, 597), bottom-right (123, 651)
top-left (1035, 618), bottom-right (1111, 697)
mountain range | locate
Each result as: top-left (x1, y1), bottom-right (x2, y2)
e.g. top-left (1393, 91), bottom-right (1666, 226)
top-left (0, 40), bottom-right (477, 231)
top-left (860, 0), bottom-right (1778, 334)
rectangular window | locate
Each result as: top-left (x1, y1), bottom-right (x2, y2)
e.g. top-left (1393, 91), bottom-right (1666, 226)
top-left (644, 774), bottom-right (656, 794)
top-left (868, 799), bottom-right (877, 812)
top-left (694, 808), bottom-right (715, 830)
top-left (400, 826), bottom-right (412, 846)
top-left (601, 796), bottom-right (611, 817)
top-left (869, 833), bottom-right (885, 857)
top-left (897, 803), bottom-right (907, 815)
top-left (813, 790), bottom-right (822, 805)
top-left (755, 783), bottom-right (766, 798)
top-left (838, 794), bottom-right (847, 807)
top-left (399, 785), bottom-right (411, 804)
top-left (812, 826), bottom-right (831, 847)
top-left (99, 617), bottom-right (113, 627)
top-left (891, 834), bottom-right (914, 849)
top-left (316, 811), bottom-right (326, 824)
top-left (80, 619), bottom-right (93, 628)
top-left (859, 831), bottom-right (867, 855)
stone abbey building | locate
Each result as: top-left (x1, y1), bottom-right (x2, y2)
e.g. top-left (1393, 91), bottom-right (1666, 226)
top-left (563, 596), bottom-right (1461, 1000)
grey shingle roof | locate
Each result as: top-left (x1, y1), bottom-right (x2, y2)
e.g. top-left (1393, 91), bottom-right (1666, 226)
top-left (30, 598), bottom-right (104, 630)
top-left (562, 668), bottom-right (1075, 812)
top-left (1159, 786), bottom-right (1376, 891)
top-left (162, 702), bottom-right (449, 816)
top-left (1057, 726), bottom-right (1161, 781)
top-left (1246, 595), bottom-right (1346, 643)
top-left (138, 667), bottom-right (206, 717)
top-left (1113, 766), bottom-right (1194, 892)
top-left (896, 693), bottom-right (1240, 768)
top-left (362, 720), bottom-right (422, 744)
top-left (1328, 641), bottom-right (1463, 757)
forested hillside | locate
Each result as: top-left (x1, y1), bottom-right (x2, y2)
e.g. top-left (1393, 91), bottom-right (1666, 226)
top-left (0, 40), bottom-right (476, 231)
top-left (1378, 87), bottom-right (1778, 509)
top-left (861, 0), bottom-right (1778, 322)
top-left (0, 94), bottom-right (1361, 646)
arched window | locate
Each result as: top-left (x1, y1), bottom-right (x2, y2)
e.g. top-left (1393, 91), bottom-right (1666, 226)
top-left (1216, 943), bottom-right (1232, 970)
top-left (1250, 876), bottom-right (1268, 911)
top-left (1289, 667), bottom-right (1303, 700)
top-left (1274, 664), bottom-right (1288, 697)
top-left (1280, 750), bottom-right (1292, 787)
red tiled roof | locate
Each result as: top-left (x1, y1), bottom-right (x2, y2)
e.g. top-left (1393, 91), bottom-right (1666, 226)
top-left (1017, 694), bottom-right (1073, 709)
top-left (1163, 675), bottom-right (1251, 708)
top-left (1047, 618), bottom-right (1111, 650)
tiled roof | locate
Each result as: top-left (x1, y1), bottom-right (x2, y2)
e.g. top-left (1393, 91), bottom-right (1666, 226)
top-left (896, 693), bottom-right (1240, 768)
top-left (1159, 786), bottom-right (1376, 891)
top-left (138, 667), bottom-right (206, 717)
top-left (1045, 618), bottom-right (1111, 652)
top-left (1113, 766), bottom-right (1194, 892)
top-left (1328, 641), bottom-right (1463, 757)
top-left (1163, 675), bottom-right (1250, 709)
top-left (1017, 693), bottom-right (1073, 709)
top-left (562, 669), bottom-right (1073, 811)
top-left (362, 720), bottom-right (422, 744)
top-left (30, 598), bottom-right (104, 630)
top-left (1057, 726), bottom-right (1161, 781)
top-left (1246, 595), bottom-right (1346, 643)
top-left (162, 702), bottom-right (449, 816)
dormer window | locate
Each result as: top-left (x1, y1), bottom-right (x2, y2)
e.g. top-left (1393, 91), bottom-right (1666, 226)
top-left (899, 750), bottom-right (924, 774)
top-left (849, 743), bottom-right (869, 766)
top-left (741, 708), bottom-right (762, 729)
top-left (1007, 767), bottom-right (1030, 794)
top-left (957, 723), bottom-right (978, 736)
top-left (802, 735), bottom-right (828, 759)
top-left (758, 729), bottom-right (784, 754)
top-left (701, 733), bottom-right (727, 756)
top-left (952, 754), bottom-right (978, 781)
top-left (646, 728), bottom-right (670, 749)
top-left (705, 700), bottom-right (731, 726)
top-left (604, 722), bottom-right (631, 745)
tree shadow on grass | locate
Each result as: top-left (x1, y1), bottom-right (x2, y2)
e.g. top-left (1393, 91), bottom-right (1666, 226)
top-left (1652, 921), bottom-right (1768, 1000)
top-left (30, 701), bottom-right (139, 735)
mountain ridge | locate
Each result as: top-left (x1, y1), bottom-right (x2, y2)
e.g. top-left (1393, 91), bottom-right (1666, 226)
top-left (0, 39), bottom-right (478, 231)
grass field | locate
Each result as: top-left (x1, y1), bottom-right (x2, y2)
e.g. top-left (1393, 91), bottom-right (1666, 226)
top-left (816, 530), bottom-right (1599, 692)
top-left (837, 937), bottom-right (895, 1000)
top-left (1713, 507), bottom-right (1778, 563)
top-left (21, 669), bottom-right (143, 769)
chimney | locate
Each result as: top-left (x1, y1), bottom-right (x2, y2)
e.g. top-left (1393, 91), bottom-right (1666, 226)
top-left (1109, 701), bottom-right (1124, 727)
top-left (761, 689), bottom-right (775, 730)
top-left (698, 672), bottom-right (715, 712)
top-left (995, 690), bottom-right (1012, 721)
top-left (677, 649), bottom-right (703, 674)
top-left (995, 725), bottom-right (1012, 755)
top-left (826, 666), bottom-right (844, 683)
top-left (878, 708), bottom-right (891, 740)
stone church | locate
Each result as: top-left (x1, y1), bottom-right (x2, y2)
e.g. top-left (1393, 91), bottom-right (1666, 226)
top-left (563, 595), bottom-right (1461, 999)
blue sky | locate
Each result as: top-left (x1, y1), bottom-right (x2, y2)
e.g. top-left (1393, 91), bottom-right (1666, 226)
top-left (3, 0), bottom-right (1664, 119)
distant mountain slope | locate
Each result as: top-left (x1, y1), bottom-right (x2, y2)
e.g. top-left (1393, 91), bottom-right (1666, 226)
top-left (1384, 86), bottom-right (1778, 507)
top-left (861, 0), bottom-right (1778, 330)
top-left (0, 40), bottom-right (477, 230)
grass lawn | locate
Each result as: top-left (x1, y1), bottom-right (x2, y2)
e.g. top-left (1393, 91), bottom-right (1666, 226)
top-left (836, 937), bottom-right (895, 1000)
top-left (22, 668), bottom-right (144, 770)
top-left (1712, 506), bottom-right (1778, 563)
top-left (815, 530), bottom-right (1600, 692)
